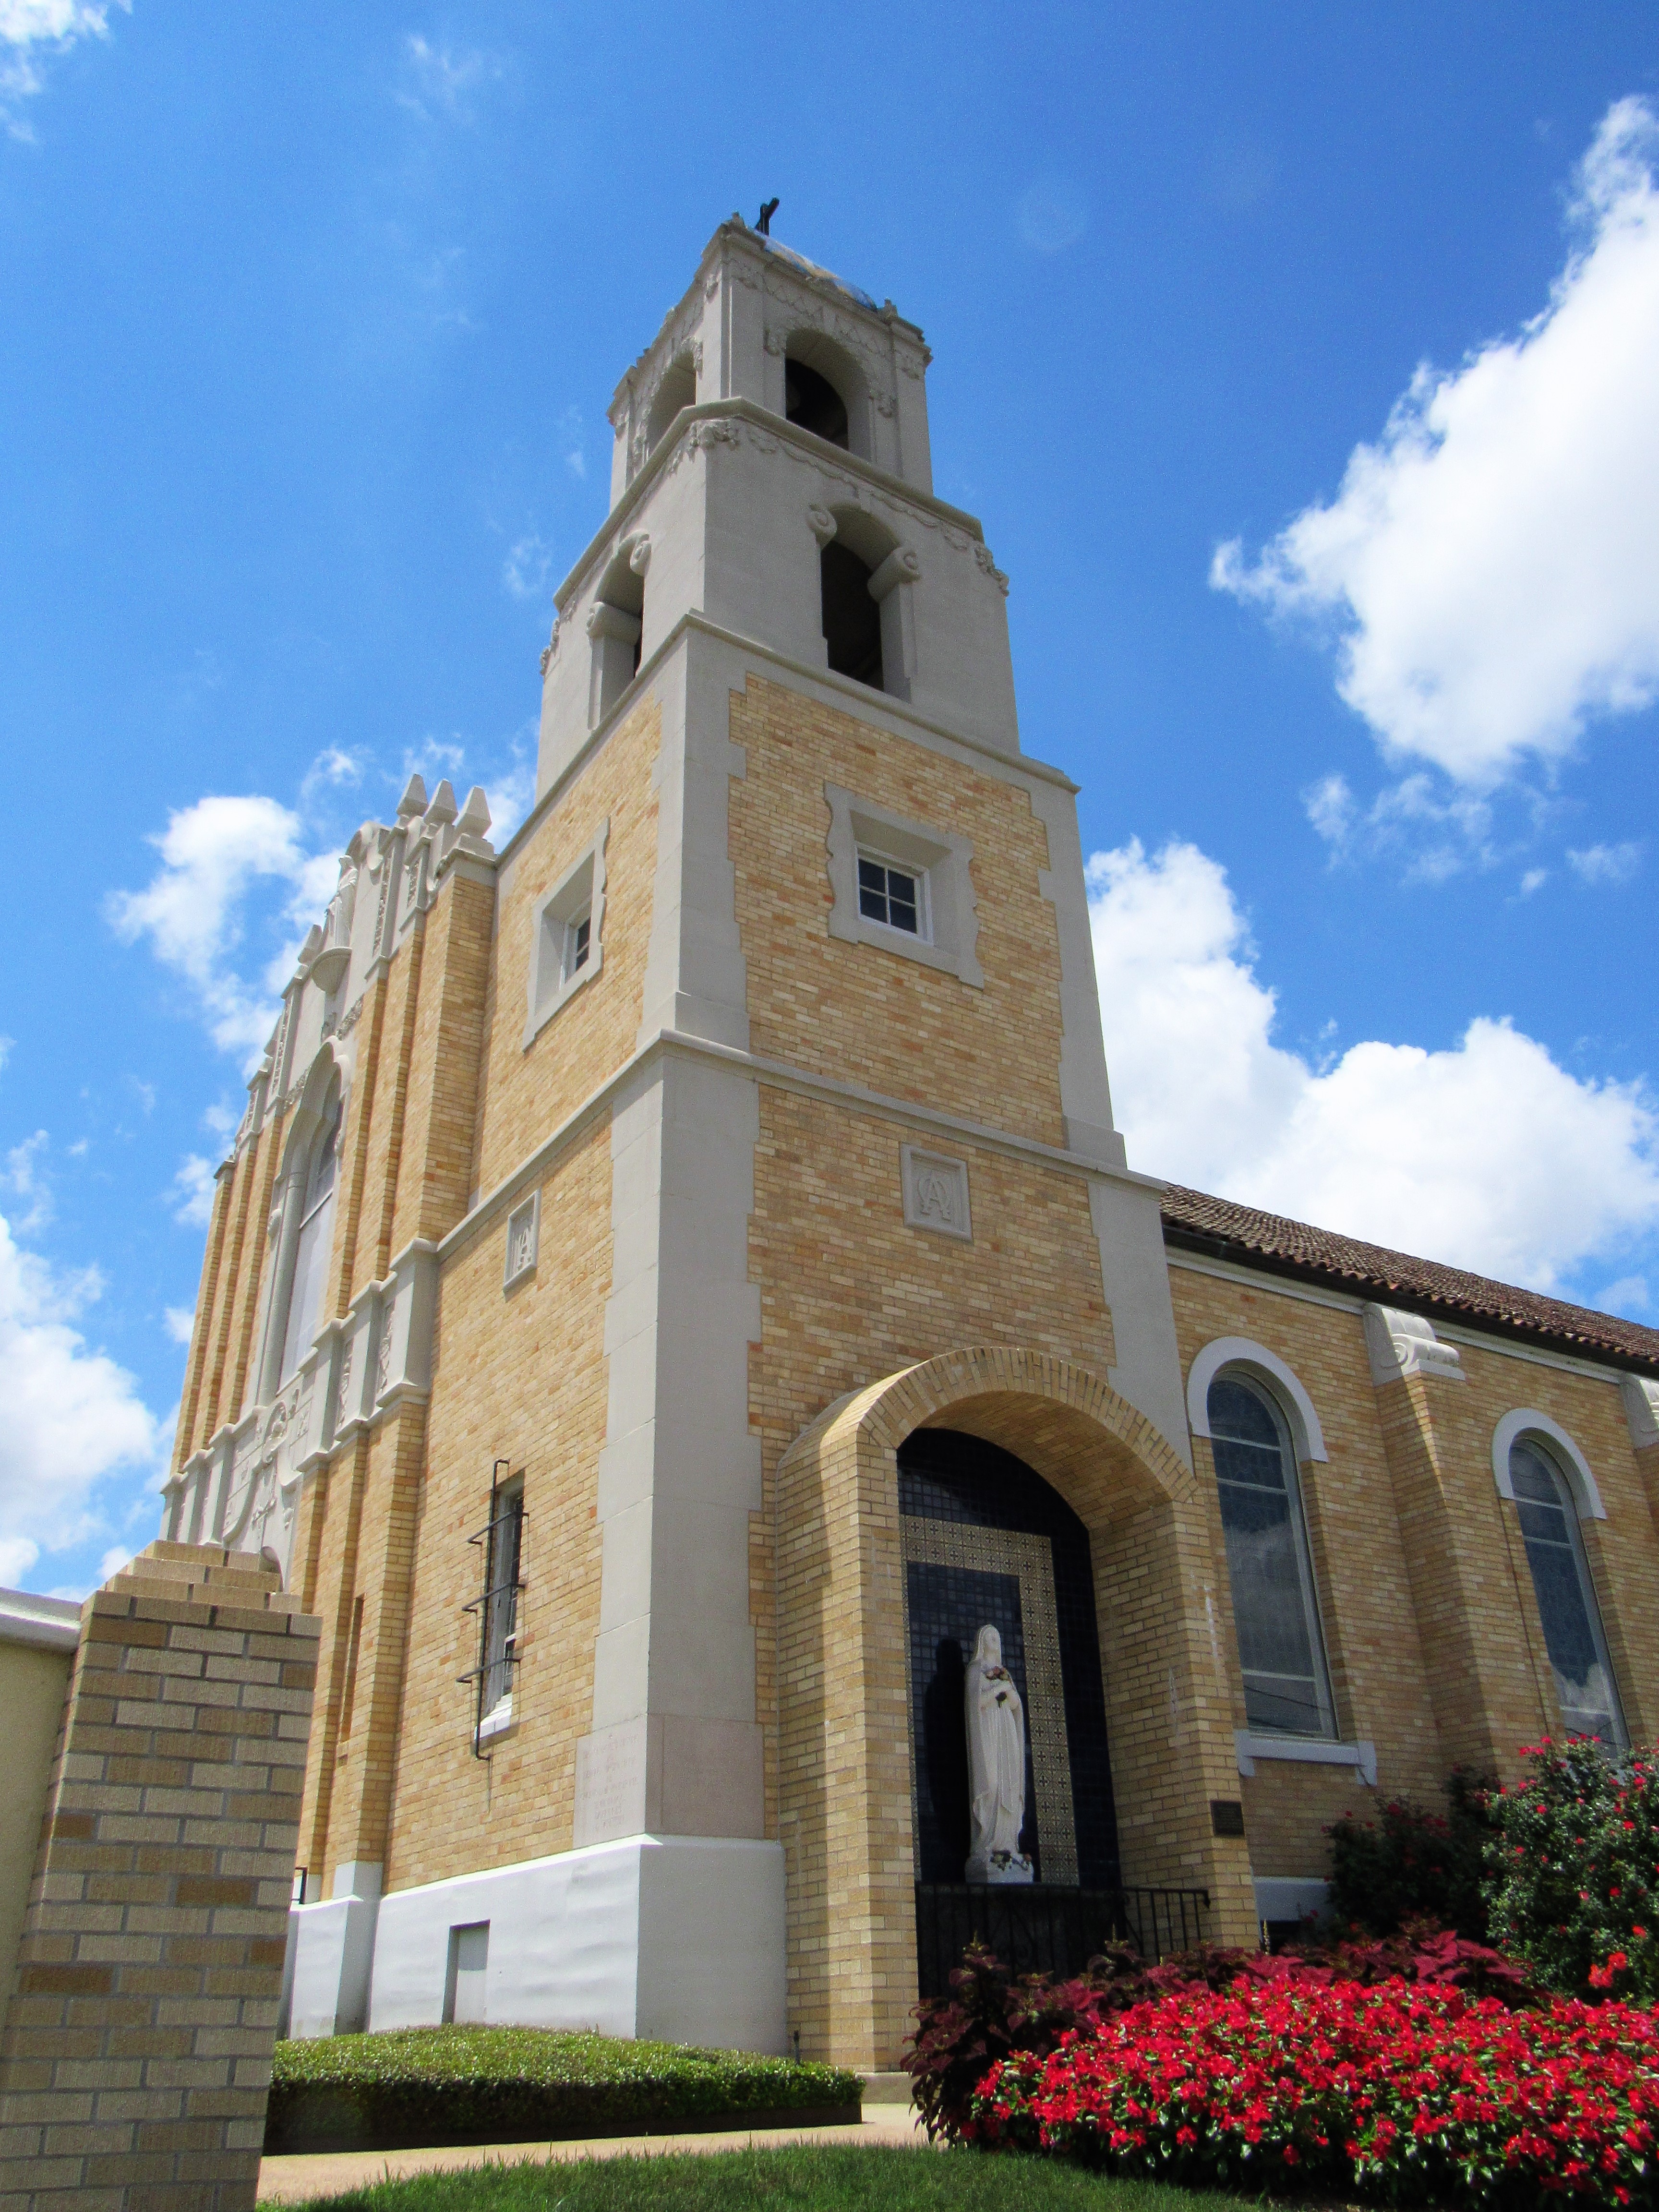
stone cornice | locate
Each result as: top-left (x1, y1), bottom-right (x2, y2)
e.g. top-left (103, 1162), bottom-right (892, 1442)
top-left (497, 611), bottom-right (1078, 877)
top-left (554, 397), bottom-right (983, 618)
top-left (438, 1026), bottom-right (1155, 1271)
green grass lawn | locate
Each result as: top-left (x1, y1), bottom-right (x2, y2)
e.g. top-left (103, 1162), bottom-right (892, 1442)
top-left (289, 2143), bottom-right (1252, 2212)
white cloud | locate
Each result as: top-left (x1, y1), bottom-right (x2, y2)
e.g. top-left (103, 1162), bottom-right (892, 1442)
top-left (1597, 1274), bottom-right (1650, 1318)
top-left (0, 1214), bottom-right (159, 1573)
top-left (107, 795), bottom-right (337, 1065)
top-left (170, 1154), bottom-right (216, 1227)
top-left (1, 1130), bottom-right (51, 1236)
top-left (0, 0), bottom-right (127, 140)
top-left (1016, 177), bottom-right (1087, 253)
top-left (503, 533), bottom-right (552, 601)
top-left (163, 1304), bottom-right (195, 1345)
top-left (397, 34), bottom-right (498, 123)
top-left (1214, 97), bottom-right (1659, 788)
top-left (1089, 837), bottom-right (1659, 1292)
top-left (1519, 867), bottom-right (1549, 897)
top-left (557, 406), bottom-right (587, 481)
top-left (1568, 840), bottom-right (1643, 886)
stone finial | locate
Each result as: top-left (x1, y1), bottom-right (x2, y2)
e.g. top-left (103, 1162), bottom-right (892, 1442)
top-left (1362, 1303), bottom-right (1465, 1386)
top-left (297, 924), bottom-right (324, 970)
top-left (425, 780), bottom-right (458, 827)
top-left (457, 787), bottom-right (492, 838)
top-left (397, 773), bottom-right (428, 821)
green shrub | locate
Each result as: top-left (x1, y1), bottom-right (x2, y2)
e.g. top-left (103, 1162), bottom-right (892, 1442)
top-left (267, 2026), bottom-right (862, 2151)
top-left (1484, 1734), bottom-right (1659, 2002)
top-left (1324, 1767), bottom-right (1497, 1938)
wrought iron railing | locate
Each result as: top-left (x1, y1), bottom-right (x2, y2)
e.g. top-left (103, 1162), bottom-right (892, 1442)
top-left (914, 1880), bottom-right (1210, 1996)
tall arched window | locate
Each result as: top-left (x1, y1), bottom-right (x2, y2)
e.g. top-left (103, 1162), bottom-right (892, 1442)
top-left (1508, 1437), bottom-right (1626, 1746)
top-left (278, 1084), bottom-right (340, 1385)
top-left (1207, 1373), bottom-right (1335, 1738)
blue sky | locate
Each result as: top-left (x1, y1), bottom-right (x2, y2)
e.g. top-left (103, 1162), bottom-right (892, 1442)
top-left (3, 2), bottom-right (1657, 1597)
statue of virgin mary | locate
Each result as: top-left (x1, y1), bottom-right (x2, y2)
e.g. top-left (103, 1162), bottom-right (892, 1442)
top-left (963, 1624), bottom-right (1034, 1884)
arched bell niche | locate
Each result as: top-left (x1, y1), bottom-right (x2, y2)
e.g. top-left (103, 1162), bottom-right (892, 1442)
top-left (899, 1428), bottom-right (1119, 1894)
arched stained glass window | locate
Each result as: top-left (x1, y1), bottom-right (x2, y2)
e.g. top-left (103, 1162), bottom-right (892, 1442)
top-left (278, 1085), bottom-right (340, 1386)
top-left (1509, 1438), bottom-right (1626, 1748)
top-left (1208, 1374), bottom-right (1335, 1739)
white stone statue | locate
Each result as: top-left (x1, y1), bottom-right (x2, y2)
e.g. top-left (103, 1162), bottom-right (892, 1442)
top-left (964, 1624), bottom-right (1033, 1884)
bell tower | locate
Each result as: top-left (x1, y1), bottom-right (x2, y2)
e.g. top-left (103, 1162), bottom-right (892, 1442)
top-left (169, 216), bottom-right (1210, 2065)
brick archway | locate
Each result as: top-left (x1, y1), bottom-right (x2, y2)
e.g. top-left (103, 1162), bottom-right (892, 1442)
top-left (776, 1347), bottom-right (1257, 2069)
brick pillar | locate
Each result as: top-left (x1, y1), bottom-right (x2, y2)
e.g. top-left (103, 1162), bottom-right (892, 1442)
top-left (0, 1541), bottom-right (319, 2212)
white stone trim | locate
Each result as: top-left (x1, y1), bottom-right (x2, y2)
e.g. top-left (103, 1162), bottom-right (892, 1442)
top-left (504, 1192), bottom-right (539, 1290)
top-left (1167, 1248), bottom-right (1650, 1388)
top-left (523, 821), bottom-right (608, 1049)
top-left (1186, 1337), bottom-right (1328, 1464)
top-left (1363, 1303), bottom-right (1464, 1385)
top-left (824, 782), bottom-right (982, 987)
top-left (1492, 1408), bottom-right (1606, 1520)
top-left (1236, 1730), bottom-right (1376, 1786)
top-left (476, 1695), bottom-right (516, 1744)
top-left (900, 1144), bottom-right (971, 1240)
top-left (1623, 1375), bottom-right (1659, 1452)
top-left (0, 1587), bottom-right (80, 1653)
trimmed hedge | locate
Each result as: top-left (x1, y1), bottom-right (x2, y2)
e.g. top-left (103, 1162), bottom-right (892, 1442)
top-left (266, 2026), bottom-right (863, 2152)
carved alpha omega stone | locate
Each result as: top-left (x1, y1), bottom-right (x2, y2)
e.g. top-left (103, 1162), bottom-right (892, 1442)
top-left (901, 1143), bottom-right (972, 1241)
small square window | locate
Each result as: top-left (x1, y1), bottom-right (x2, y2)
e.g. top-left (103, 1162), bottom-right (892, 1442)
top-left (523, 822), bottom-right (608, 1049)
top-left (857, 852), bottom-right (926, 938)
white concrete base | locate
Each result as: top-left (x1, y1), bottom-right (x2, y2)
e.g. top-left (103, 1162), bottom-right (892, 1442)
top-left (286, 1875), bottom-right (381, 2040)
top-left (1254, 1876), bottom-right (1330, 1929)
top-left (355, 1834), bottom-right (785, 2053)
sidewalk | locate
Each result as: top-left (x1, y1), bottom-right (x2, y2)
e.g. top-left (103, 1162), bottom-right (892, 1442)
top-left (257, 2101), bottom-right (930, 2203)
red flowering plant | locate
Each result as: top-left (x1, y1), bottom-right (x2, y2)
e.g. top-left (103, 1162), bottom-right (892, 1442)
top-left (1327, 1767), bottom-right (1499, 1940)
top-left (966, 1979), bottom-right (1659, 2205)
top-left (905, 1925), bottom-right (1533, 2141)
top-left (1483, 1738), bottom-right (1659, 2005)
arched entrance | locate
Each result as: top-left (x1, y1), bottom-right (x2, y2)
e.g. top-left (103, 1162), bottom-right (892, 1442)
top-left (776, 1347), bottom-right (1257, 2070)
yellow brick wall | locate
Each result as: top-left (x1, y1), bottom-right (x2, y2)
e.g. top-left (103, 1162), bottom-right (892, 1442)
top-left (728, 676), bottom-right (1069, 1149)
top-left (381, 1117), bottom-right (613, 1893)
top-left (470, 696), bottom-right (661, 1201)
top-left (1166, 1260), bottom-right (1659, 1886)
top-left (748, 1083), bottom-right (1119, 1841)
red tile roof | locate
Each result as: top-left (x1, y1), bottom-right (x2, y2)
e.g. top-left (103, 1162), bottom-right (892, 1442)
top-left (1160, 1184), bottom-right (1659, 1376)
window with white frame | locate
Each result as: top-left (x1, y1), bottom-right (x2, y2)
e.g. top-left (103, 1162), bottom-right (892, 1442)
top-left (277, 1082), bottom-right (341, 1386)
top-left (857, 851), bottom-right (927, 938)
top-left (1207, 1372), bottom-right (1335, 1739)
top-left (824, 785), bottom-right (983, 987)
top-left (523, 822), bottom-right (607, 1048)
top-left (1508, 1437), bottom-right (1626, 1746)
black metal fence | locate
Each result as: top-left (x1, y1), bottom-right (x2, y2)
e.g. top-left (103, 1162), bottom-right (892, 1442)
top-left (914, 1881), bottom-right (1210, 1997)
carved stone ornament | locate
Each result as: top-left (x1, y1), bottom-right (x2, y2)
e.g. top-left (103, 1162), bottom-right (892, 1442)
top-left (902, 1145), bottom-right (973, 1240)
top-left (337, 1334), bottom-right (353, 1406)
top-left (260, 1398), bottom-right (289, 1467)
top-left (337, 993), bottom-right (365, 1039)
top-left (806, 505), bottom-right (837, 546)
top-left (974, 542), bottom-right (1011, 596)
top-left (375, 1317), bottom-right (393, 1400)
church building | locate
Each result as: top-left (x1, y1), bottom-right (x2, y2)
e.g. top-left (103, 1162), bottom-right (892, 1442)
top-left (162, 217), bottom-right (1659, 2073)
